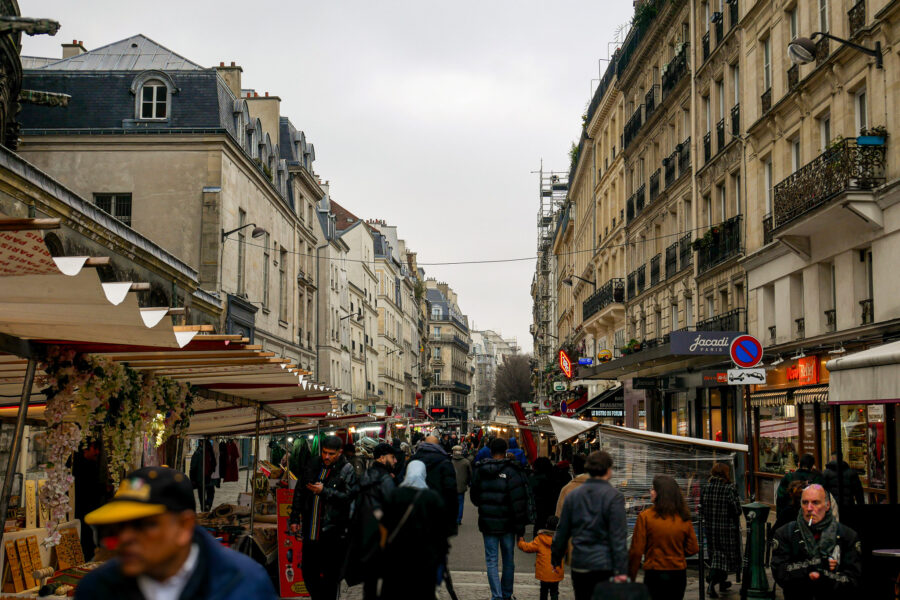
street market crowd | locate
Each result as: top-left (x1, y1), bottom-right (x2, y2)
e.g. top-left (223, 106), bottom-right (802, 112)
top-left (74, 432), bottom-right (863, 600)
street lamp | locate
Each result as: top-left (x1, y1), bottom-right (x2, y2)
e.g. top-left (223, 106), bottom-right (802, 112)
top-left (222, 223), bottom-right (268, 242)
top-left (561, 275), bottom-right (596, 289)
top-left (788, 32), bottom-right (882, 69)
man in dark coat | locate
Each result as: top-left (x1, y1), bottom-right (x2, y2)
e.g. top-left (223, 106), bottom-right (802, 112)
top-left (776, 453), bottom-right (822, 525)
top-left (411, 435), bottom-right (460, 538)
top-left (821, 455), bottom-right (864, 509)
top-left (772, 484), bottom-right (861, 599)
top-left (289, 435), bottom-right (359, 600)
top-left (700, 462), bottom-right (743, 597)
top-left (471, 437), bottom-right (534, 600)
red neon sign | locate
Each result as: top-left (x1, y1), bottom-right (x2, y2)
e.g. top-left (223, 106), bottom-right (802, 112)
top-left (559, 349), bottom-right (573, 378)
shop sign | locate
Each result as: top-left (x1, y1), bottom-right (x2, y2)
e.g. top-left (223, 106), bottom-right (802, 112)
top-left (559, 349), bottom-right (574, 378)
top-left (578, 357), bottom-right (594, 366)
top-left (597, 349), bottom-right (613, 362)
top-left (552, 381), bottom-right (567, 392)
top-left (276, 488), bottom-right (308, 597)
top-left (701, 371), bottom-right (729, 386)
top-left (671, 331), bottom-right (744, 355)
top-left (632, 377), bottom-right (657, 389)
top-left (658, 375), bottom-right (683, 390)
top-left (591, 408), bottom-right (625, 418)
top-left (541, 399), bottom-right (552, 409)
top-left (727, 368), bottom-right (766, 385)
top-left (798, 356), bottom-right (818, 385)
top-left (430, 408), bottom-right (446, 414)
top-left (801, 404), bottom-right (817, 454)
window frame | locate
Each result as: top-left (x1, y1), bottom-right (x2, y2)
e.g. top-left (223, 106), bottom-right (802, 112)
top-left (130, 70), bottom-right (176, 123)
top-left (93, 193), bottom-right (133, 226)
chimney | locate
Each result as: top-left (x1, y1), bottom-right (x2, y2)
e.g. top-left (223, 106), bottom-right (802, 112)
top-left (61, 40), bottom-right (87, 59)
top-left (215, 61), bottom-right (243, 98)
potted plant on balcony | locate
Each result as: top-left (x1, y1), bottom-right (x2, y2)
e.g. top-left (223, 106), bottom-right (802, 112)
top-left (858, 126), bottom-right (887, 146)
top-left (622, 338), bottom-right (642, 355)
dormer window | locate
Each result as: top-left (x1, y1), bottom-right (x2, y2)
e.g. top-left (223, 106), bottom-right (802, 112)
top-left (141, 80), bottom-right (167, 119)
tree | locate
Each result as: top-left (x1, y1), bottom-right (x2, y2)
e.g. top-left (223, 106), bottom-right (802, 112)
top-left (492, 354), bottom-right (534, 413)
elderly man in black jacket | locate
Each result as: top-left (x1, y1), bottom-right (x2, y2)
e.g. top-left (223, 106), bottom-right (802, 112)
top-left (289, 435), bottom-right (359, 600)
top-left (471, 437), bottom-right (534, 600)
top-left (772, 484), bottom-right (861, 600)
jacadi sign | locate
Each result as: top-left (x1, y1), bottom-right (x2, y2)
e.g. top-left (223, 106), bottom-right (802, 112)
top-left (670, 331), bottom-right (745, 355)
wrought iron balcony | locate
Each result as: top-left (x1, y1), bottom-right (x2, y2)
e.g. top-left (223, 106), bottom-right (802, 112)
top-left (860, 298), bottom-right (873, 324)
top-left (662, 43), bottom-right (689, 99)
top-left (702, 31), bottom-right (710, 61)
top-left (772, 138), bottom-right (886, 230)
top-left (649, 169), bottom-right (661, 203)
top-left (623, 105), bottom-right (644, 149)
top-left (678, 233), bottom-right (692, 270)
top-left (697, 308), bottom-right (746, 332)
top-left (761, 87), bottom-right (772, 114)
top-left (664, 151), bottom-right (677, 186)
top-left (731, 104), bottom-right (740, 138)
top-left (665, 242), bottom-right (678, 279)
top-left (816, 36), bottom-right (829, 66)
top-left (728, 0), bottom-right (738, 29)
top-left (627, 272), bottom-right (636, 299)
top-left (788, 64), bottom-right (799, 91)
top-left (697, 214), bottom-right (743, 275)
top-left (636, 265), bottom-right (646, 293)
top-left (635, 183), bottom-right (646, 213)
top-left (678, 137), bottom-right (691, 174)
top-left (703, 131), bottom-right (711, 163)
top-left (626, 197), bottom-right (635, 224)
top-left (795, 317), bottom-right (805, 339)
top-left (582, 278), bottom-right (625, 321)
top-left (650, 254), bottom-right (662, 286)
top-left (825, 309), bottom-right (836, 332)
top-left (714, 18), bottom-right (724, 46)
top-left (645, 85), bottom-right (659, 118)
top-left (849, 0), bottom-right (866, 37)
top-left (716, 119), bottom-right (726, 153)
top-left (763, 214), bottom-right (773, 245)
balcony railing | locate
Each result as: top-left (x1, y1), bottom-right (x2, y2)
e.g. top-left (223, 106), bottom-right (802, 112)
top-left (623, 105), bottom-right (644, 149)
top-left (582, 278), bottom-right (625, 321)
top-left (714, 18), bottom-right (724, 47)
top-left (636, 265), bottom-right (646, 293)
top-left (702, 31), bottom-right (710, 61)
top-left (662, 43), bottom-right (689, 99)
top-left (763, 214), bottom-right (773, 245)
top-left (697, 214), bottom-right (743, 274)
top-left (849, 0), bottom-right (866, 37)
top-left (678, 137), bottom-right (691, 174)
top-left (731, 104), bottom-right (740, 138)
top-left (635, 183), bottom-right (646, 214)
top-left (665, 243), bottom-right (678, 279)
top-left (761, 87), bottom-right (772, 114)
top-left (860, 299), bottom-right (873, 324)
top-left (626, 197), bottom-right (635, 223)
top-left (650, 254), bottom-right (662, 286)
top-left (697, 308), bottom-right (746, 332)
top-left (678, 233), bottom-right (692, 269)
top-left (816, 36), bottom-right (829, 66)
top-left (825, 309), bottom-right (836, 332)
top-left (627, 272), bottom-right (636, 299)
top-left (716, 119), bottom-right (726, 153)
top-left (664, 152), bottom-right (677, 186)
top-left (772, 138), bottom-right (886, 230)
top-left (645, 85), bottom-right (659, 118)
top-left (649, 169), bottom-right (661, 203)
top-left (703, 131), bottom-right (711, 162)
top-left (728, 0), bottom-right (738, 29)
top-left (795, 317), bottom-right (805, 339)
top-left (788, 64), bottom-right (799, 91)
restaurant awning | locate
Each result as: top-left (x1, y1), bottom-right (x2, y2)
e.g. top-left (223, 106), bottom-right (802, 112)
top-left (826, 340), bottom-right (900, 405)
top-left (794, 384), bottom-right (829, 404)
top-left (750, 390), bottom-right (790, 407)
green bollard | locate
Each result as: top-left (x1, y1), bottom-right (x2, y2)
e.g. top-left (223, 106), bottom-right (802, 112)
top-left (741, 502), bottom-right (772, 599)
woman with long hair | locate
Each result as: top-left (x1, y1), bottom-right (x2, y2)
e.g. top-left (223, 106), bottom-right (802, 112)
top-left (628, 475), bottom-right (699, 600)
top-left (699, 462), bottom-right (742, 598)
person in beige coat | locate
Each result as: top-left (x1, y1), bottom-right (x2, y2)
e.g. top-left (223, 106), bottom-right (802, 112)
top-left (555, 454), bottom-right (589, 516)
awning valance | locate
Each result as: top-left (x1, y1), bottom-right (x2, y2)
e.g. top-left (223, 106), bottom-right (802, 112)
top-left (750, 390), bottom-right (790, 407)
top-left (793, 385), bottom-right (829, 405)
top-left (826, 340), bottom-right (900, 404)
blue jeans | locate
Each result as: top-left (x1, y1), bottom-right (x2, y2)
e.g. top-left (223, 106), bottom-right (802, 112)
top-left (483, 533), bottom-right (516, 600)
top-left (457, 493), bottom-right (465, 523)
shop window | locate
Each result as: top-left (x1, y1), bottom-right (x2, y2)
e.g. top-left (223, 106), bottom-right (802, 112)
top-left (840, 404), bottom-right (888, 494)
top-left (758, 404), bottom-right (800, 474)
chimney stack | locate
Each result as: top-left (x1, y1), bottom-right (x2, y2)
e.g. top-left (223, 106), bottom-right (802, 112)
top-left (61, 40), bottom-right (87, 59)
top-left (215, 61), bottom-right (244, 99)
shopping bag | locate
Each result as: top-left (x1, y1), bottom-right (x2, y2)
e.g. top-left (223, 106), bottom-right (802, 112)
top-left (591, 580), bottom-right (650, 600)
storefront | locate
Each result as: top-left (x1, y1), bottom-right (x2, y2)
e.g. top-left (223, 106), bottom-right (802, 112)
top-left (577, 384), bottom-right (624, 425)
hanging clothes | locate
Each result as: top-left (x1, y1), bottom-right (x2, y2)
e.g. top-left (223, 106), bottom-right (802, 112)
top-left (223, 439), bottom-right (241, 482)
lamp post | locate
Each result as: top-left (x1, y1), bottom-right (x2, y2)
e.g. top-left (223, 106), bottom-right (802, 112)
top-left (788, 32), bottom-right (882, 69)
top-left (221, 223), bottom-right (268, 242)
top-left (561, 275), bottom-right (596, 290)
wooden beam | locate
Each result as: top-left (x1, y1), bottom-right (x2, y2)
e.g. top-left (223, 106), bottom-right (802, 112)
top-left (172, 325), bottom-right (215, 332)
top-left (104, 350), bottom-right (275, 361)
top-left (119, 357), bottom-right (282, 368)
top-left (129, 282), bottom-right (151, 292)
top-left (189, 334), bottom-right (244, 342)
top-left (84, 257), bottom-right (110, 267)
top-left (0, 218), bottom-right (60, 231)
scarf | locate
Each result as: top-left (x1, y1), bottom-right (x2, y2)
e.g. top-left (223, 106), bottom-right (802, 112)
top-left (401, 460), bottom-right (429, 490)
top-left (796, 509), bottom-right (838, 559)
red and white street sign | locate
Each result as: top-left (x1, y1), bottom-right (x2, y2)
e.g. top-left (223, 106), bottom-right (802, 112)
top-left (729, 334), bottom-right (763, 368)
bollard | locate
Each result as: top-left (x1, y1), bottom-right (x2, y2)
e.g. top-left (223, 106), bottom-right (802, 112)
top-left (741, 502), bottom-right (772, 599)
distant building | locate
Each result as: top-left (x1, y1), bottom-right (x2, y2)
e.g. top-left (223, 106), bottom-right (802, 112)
top-left (424, 280), bottom-right (472, 426)
top-left (470, 330), bottom-right (520, 420)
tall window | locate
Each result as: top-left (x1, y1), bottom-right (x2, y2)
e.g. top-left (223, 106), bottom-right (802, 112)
top-left (685, 296), bottom-right (694, 327)
top-left (279, 248), bottom-right (288, 321)
top-left (855, 89), bottom-right (867, 132)
top-left (717, 81), bottom-right (725, 120)
top-left (819, 0), bottom-right (829, 32)
top-left (764, 159), bottom-right (773, 214)
top-left (237, 209), bottom-right (247, 295)
top-left (671, 303), bottom-right (679, 330)
top-left (734, 174), bottom-right (741, 214)
top-left (820, 114), bottom-right (832, 151)
top-left (789, 8), bottom-right (798, 40)
top-left (732, 65), bottom-right (740, 107)
top-left (791, 139), bottom-right (801, 172)
top-left (704, 96), bottom-right (711, 132)
top-left (93, 193), bottom-right (132, 226)
top-left (763, 38), bottom-right (771, 89)
top-left (705, 195), bottom-right (712, 226)
top-left (717, 184), bottom-right (726, 221)
top-left (262, 232), bottom-right (270, 310)
top-left (140, 80), bottom-right (168, 120)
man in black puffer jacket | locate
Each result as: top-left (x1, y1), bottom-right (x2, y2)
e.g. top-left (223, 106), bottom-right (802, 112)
top-left (411, 435), bottom-right (460, 538)
top-left (471, 437), bottom-right (535, 600)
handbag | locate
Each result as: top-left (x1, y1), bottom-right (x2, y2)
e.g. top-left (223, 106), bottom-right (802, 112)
top-left (379, 490), bottom-right (422, 548)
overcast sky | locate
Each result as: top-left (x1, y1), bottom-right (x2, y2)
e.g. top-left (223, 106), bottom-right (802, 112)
top-left (22, 0), bottom-right (633, 351)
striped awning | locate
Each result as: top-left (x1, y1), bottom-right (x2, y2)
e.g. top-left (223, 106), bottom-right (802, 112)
top-left (750, 390), bottom-right (790, 407)
top-left (760, 418), bottom-right (799, 439)
top-left (794, 385), bottom-right (829, 404)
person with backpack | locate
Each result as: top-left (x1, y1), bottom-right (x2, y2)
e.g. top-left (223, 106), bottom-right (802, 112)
top-left (518, 515), bottom-right (565, 600)
top-left (379, 461), bottom-right (446, 599)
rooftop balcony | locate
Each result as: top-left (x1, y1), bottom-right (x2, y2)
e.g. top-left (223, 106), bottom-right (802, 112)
top-left (582, 278), bottom-right (625, 322)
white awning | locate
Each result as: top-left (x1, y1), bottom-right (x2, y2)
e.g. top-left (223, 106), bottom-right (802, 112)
top-left (826, 340), bottom-right (900, 405)
top-left (540, 415), bottom-right (599, 443)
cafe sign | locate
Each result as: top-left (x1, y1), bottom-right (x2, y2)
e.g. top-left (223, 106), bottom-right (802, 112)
top-left (670, 331), bottom-right (744, 355)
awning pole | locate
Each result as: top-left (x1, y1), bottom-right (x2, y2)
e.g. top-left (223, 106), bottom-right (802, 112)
top-left (0, 359), bottom-right (36, 525)
top-left (248, 403), bottom-right (261, 536)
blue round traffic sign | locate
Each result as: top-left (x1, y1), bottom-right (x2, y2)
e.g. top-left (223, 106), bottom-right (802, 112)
top-left (730, 335), bottom-right (763, 368)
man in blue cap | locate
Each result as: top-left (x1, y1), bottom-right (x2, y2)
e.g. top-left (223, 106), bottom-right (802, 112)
top-left (75, 466), bottom-right (276, 600)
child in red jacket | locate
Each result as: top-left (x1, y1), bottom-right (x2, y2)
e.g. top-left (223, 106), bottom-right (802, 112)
top-left (518, 515), bottom-right (565, 600)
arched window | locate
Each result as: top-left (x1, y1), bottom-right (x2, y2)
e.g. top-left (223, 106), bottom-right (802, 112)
top-left (130, 71), bottom-right (176, 122)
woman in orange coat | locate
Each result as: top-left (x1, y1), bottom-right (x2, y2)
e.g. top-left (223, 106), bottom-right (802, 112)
top-left (518, 515), bottom-right (565, 600)
top-left (628, 475), bottom-right (699, 600)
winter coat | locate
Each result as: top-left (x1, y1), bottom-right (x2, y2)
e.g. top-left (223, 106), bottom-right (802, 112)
top-left (188, 441), bottom-right (216, 489)
top-left (289, 455), bottom-right (359, 540)
top-left (518, 530), bottom-right (565, 583)
top-left (551, 478), bottom-right (628, 575)
top-left (531, 471), bottom-right (563, 533)
top-left (223, 440), bottom-right (240, 483)
top-left (822, 460), bottom-right (864, 508)
top-left (555, 473), bottom-right (589, 517)
top-left (508, 437), bottom-right (528, 466)
top-left (776, 468), bottom-right (822, 525)
top-left (411, 442), bottom-right (459, 537)
top-left (700, 476), bottom-right (743, 574)
top-left (470, 458), bottom-right (534, 536)
top-left (628, 507), bottom-right (699, 580)
top-left (345, 461), bottom-right (397, 586)
top-left (474, 446), bottom-right (492, 464)
top-left (452, 455), bottom-right (473, 494)
top-left (771, 520), bottom-right (862, 600)
top-left (74, 526), bottom-right (276, 600)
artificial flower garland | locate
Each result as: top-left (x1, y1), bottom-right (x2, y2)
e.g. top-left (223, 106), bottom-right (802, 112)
top-left (38, 346), bottom-right (193, 545)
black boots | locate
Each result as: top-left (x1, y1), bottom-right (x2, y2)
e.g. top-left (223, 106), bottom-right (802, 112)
top-left (707, 580), bottom-right (719, 598)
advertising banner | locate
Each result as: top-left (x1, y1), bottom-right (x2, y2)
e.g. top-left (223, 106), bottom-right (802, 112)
top-left (277, 488), bottom-right (308, 597)
top-left (670, 331), bottom-right (744, 355)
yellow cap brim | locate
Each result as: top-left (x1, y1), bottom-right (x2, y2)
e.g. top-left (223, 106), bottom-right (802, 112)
top-left (84, 501), bottom-right (168, 525)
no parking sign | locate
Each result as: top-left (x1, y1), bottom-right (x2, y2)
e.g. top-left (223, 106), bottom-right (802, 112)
top-left (729, 335), bottom-right (763, 368)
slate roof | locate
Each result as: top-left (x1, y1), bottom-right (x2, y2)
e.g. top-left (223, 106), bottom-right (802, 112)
top-left (29, 34), bottom-right (204, 71)
top-left (330, 200), bottom-right (361, 232)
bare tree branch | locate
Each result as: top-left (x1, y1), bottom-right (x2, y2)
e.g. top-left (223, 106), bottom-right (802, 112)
top-left (492, 354), bottom-right (533, 413)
